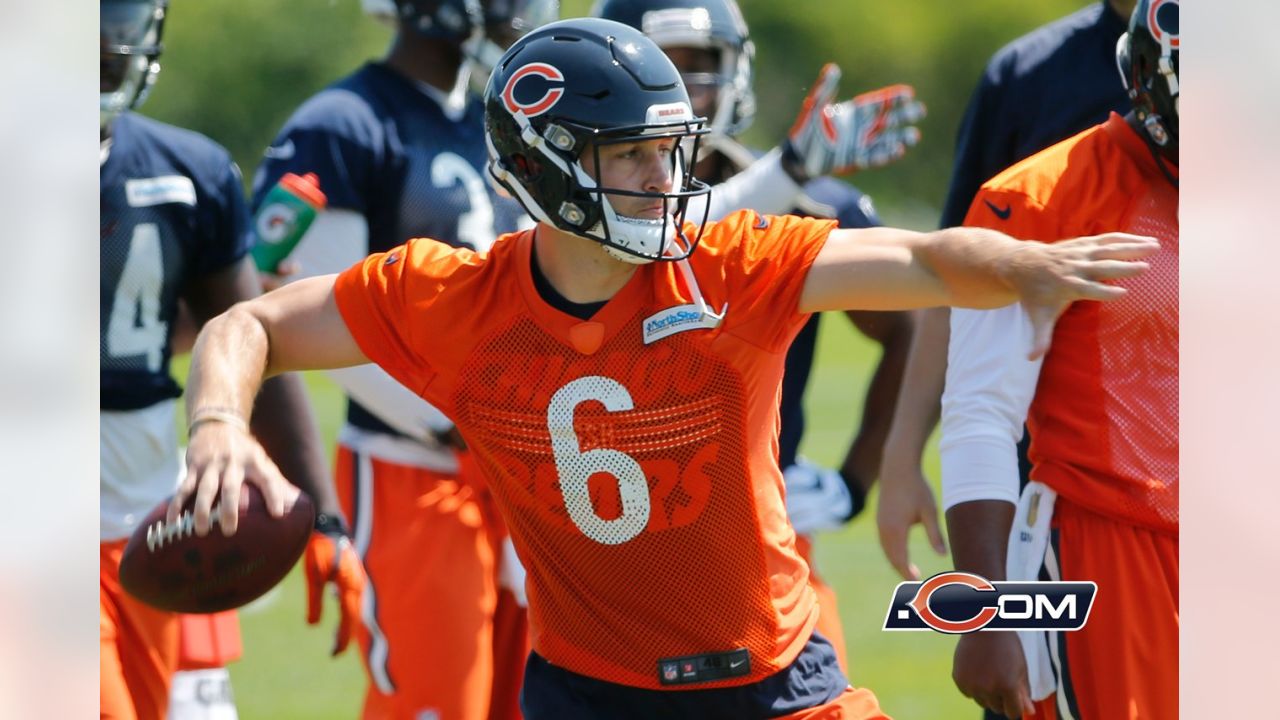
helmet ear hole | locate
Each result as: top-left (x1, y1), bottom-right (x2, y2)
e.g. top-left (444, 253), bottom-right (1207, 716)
top-left (512, 153), bottom-right (541, 181)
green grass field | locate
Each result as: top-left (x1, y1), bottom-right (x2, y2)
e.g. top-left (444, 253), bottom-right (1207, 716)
top-left (190, 315), bottom-right (970, 718)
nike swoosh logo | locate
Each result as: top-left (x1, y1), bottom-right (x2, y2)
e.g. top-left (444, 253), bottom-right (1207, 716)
top-left (264, 139), bottom-right (296, 160)
top-left (729, 659), bottom-right (746, 669)
top-left (984, 199), bottom-right (1011, 220)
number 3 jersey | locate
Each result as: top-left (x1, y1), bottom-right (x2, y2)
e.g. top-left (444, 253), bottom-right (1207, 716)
top-left (251, 62), bottom-right (526, 441)
top-left (100, 112), bottom-right (252, 540)
top-left (334, 210), bottom-right (837, 689)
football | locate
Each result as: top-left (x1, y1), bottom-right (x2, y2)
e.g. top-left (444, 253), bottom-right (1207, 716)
top-left (119, 483), bottom-right (315, 613)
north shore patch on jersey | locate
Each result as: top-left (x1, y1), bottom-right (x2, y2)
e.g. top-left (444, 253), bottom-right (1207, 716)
top-left (101, 112), bottom-right (252, 411)
top-left (334, 210), bottom-right (837, 690)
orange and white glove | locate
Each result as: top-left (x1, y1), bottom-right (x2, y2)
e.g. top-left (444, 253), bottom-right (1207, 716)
top-left (304, 513), bottom-right (366, 656)
top-left (782, 63), bottom-right (925, 182)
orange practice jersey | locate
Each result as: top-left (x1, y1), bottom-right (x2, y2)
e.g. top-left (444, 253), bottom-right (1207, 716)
top-left (335, 210), bottom-right (837, 689)
top-left (965, 113), bottom-right (1178, 534)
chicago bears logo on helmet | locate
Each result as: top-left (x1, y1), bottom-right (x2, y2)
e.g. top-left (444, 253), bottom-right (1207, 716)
top-left (1147, 0), bottom-right (1179, 49)
top-left (502, 63), bottom-right (566, 118)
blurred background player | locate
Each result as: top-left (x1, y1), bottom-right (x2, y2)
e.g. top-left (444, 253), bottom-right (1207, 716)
top-left (876, 0), bottom-right (1137, 586)
top-left (941, 1), bottom-right (1178, 717)
top-left (589, 0), bottom-right (919, 672)
top-left (99, 1), bottom-right (342, 718)
top-left (250, 1), bottom-right (557, 718)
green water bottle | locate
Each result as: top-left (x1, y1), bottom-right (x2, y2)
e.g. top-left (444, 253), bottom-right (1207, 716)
top-left (251, 172), bottom-right (327, 272)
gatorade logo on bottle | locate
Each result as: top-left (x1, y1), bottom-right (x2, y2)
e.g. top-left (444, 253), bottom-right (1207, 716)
top-left (252, 172), bottom-right (327, 272)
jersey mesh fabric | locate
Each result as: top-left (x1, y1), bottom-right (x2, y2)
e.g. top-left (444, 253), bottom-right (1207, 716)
top-left (964, 113), bottom-right (1178, 533)
top-left (334, 210), bottom-right (836, 688)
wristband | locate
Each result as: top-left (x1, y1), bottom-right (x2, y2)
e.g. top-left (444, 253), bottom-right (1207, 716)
top-left (314, 512), bottom-right (351, 537)
top-left (188, 407), bottom-right (249, 438)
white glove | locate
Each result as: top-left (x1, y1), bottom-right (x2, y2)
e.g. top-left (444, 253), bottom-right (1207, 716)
top-left (782, 63), bottom-right (925, 182)
top-left (784, 457), bottom-right (854, 535)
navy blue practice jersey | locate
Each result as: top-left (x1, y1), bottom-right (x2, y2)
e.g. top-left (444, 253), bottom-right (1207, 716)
top-left (940, 1), bottom-right (1130, 228)
top-left (252, 62), bottom-right (525, 256)
top-left (251, 62), bottom-right (526, 435)
top-left (100, 112), bottom-right (252, 411)
top-left (777, 177), bottom-right (881, 470)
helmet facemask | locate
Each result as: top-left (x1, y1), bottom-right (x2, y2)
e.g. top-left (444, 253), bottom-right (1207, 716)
top-left (636, 4), bottom-right (756, 137)
top-left (464, 0), bottom-right (561, 94)
top-left (100, 0), bottom-right (166, 132)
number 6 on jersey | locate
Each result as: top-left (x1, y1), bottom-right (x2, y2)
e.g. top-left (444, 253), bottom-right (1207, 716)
top-left (547, 376), bottom-right (651, 545)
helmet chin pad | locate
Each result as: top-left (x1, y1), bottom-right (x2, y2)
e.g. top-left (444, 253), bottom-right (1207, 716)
top-left (597, 214), bottom-right (674, 265)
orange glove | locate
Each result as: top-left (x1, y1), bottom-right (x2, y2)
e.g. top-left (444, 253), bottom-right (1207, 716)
top-left (304, 513), bottom-right (366, 656)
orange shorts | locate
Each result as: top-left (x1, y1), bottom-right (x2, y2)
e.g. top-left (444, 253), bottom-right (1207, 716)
top-left (797, 534), bottom-right (848, 673)
top-left (1032, 496), bottom-right (1178, 720)
top-left (336, 444), bottom-right (529, 720)
top-left (101, 539), bottom-right (179, 720)
top-left (176, 611), bottom-right (241, 670)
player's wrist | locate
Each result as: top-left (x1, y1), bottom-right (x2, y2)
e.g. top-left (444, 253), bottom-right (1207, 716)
top-left (838, 469), bottom-right (868, 521)
top-left (187, 406), bottom-right (249, 438)
top-left (314, 511), bottom-right (351, 538)
top-left (778, 140), bottom-right (812, 185)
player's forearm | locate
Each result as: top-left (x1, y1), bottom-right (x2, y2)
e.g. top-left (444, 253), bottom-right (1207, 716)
top-left (916, 227), bottom-right (1031, 309)
top-left (842, 310), bottom-right (913, 484)
top-left (881, 307), bottom-right (949, 467)
top-left (703, 147), bottom-right (803, 220)
top-left (252, 373), bottom-right (343, 518)
top-left (186, 304), bottom-right (271, 427)
top-left (945, 500), bottom-right (1014, 581)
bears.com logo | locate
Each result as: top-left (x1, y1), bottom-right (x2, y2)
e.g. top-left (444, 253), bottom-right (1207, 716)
top-left (884, 572), bottom-right (1097, 634)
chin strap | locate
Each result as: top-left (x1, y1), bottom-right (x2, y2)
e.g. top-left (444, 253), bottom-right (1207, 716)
top-left (673, 255), bottom-right (727, 324)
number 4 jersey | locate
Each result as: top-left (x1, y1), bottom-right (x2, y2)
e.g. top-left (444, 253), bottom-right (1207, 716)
top-left (334, 210), bottom-right (838, 689)
top-left (100, 111), bottom-right (252, 540)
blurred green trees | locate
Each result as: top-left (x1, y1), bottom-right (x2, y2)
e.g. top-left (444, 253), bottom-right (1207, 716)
top-left (144, 0), bottom-right (1096, 228)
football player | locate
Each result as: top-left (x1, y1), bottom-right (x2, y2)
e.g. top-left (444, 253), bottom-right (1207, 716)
top-left (99, 1), bottom-right (342, 719)
top-left (175, 18), bottom-right (1155, 720)
top-left (941, 2), bottom-right (1178, 717)
top-left (249, 1), bottom-right (555, 718)
top-left (591, 0), bottom-right (917, 672)
top-left (877, 0), bottom-right (1138, 590)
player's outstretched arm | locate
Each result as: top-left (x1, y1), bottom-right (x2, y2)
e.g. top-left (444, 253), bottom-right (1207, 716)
top-left (183, 258), bottom-right (345, 534)
top-left (171, 274), bottom-right (370, 536)
top-left (799, 226), bottom-right (1157, 359)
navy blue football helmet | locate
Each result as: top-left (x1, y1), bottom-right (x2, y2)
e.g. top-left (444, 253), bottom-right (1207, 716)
top-left (363, 0), bottom-right (559, 81)
top-left (484, 18), bottom-right (712, 263)
top-left (1117, 0), bottom-right (1179, 155)
top-left (100, 0), bottom-right (167, 130)
top-left (591, 0), bottom-right (755, 137)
